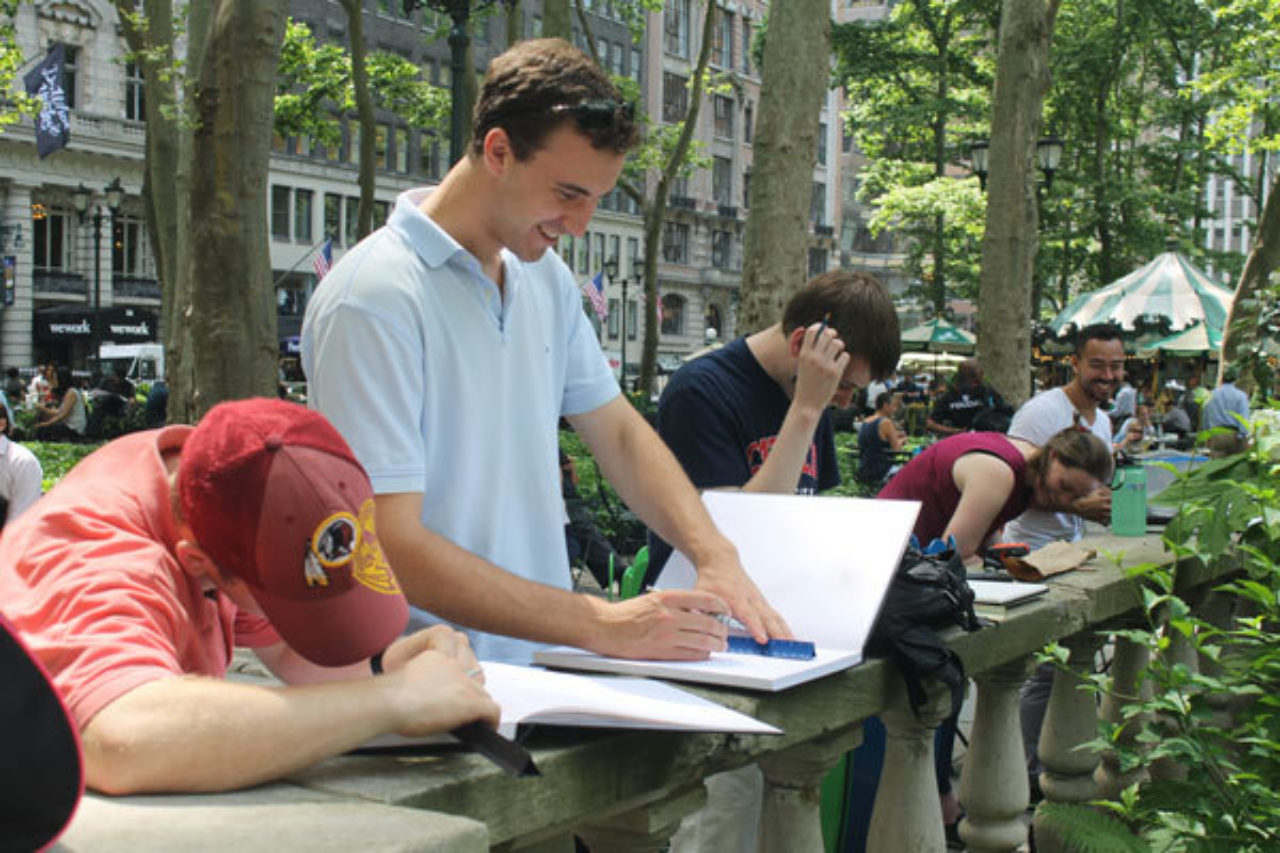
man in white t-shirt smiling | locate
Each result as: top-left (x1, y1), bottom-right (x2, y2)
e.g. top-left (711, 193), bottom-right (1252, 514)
top-left (1003, 324), bottom-right (1123, 548)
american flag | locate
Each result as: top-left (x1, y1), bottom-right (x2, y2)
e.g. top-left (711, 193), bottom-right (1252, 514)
top-left (582, 270), bottom-right (607, 321)
top-left (313, 238), bottom-right (334, 282)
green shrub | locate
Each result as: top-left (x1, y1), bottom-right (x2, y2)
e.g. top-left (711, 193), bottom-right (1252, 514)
top-left (1040, 405), bottom-right (1280, 851)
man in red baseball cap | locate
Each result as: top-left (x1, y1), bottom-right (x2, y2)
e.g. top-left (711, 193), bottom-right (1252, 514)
top-left (0, 398), bottom-right (498, 794)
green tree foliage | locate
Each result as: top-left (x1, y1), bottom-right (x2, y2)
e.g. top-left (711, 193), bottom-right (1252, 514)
top-left (274, 19), bottom-right (448, 162)
top-left (0, 1), bottom-right (40, 130)
top-left (833, 0), bottom-right (997, 314)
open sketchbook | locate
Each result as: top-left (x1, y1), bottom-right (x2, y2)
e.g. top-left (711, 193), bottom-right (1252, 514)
top-left (535, 491), bottom-right (920, 692)
top-left (360, 661), bottom-right (779, 749)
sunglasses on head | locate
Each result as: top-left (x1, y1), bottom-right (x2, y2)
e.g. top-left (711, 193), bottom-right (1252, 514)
top-left (550, 99), bottom-right (635, 129)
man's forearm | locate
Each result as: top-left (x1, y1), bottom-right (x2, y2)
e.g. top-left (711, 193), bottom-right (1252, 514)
top-left (82, 676), bottom-right (402, 794)
top-left (741, 403), bottom-right (825, 494)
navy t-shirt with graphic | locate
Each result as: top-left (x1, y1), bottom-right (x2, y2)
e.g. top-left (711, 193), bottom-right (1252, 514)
top-left (647, 337), bottom-right (840, 577)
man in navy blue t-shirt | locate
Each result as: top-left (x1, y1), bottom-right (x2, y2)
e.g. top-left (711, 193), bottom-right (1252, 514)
top-left (648, 270), bottom-right (902, 578)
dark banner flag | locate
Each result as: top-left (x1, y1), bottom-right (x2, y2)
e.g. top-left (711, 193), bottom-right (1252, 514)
top-left (23, 44), bottom-right (71, 159)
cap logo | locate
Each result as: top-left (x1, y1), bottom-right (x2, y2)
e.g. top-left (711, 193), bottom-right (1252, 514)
top-left (354, 498), bottom-right (402, 595)
top-left (305, 511), bottom-right (360, 588)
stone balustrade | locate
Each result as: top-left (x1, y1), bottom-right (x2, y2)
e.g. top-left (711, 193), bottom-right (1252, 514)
top-left (61, 530), bottom-right (1234, 852)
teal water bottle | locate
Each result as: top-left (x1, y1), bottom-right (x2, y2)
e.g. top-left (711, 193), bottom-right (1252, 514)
top-left (1111, 465), bottom-right (1148, 536)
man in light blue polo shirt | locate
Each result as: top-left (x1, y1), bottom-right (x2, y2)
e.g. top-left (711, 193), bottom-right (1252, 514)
top-left (303, 38), bottom-right (786, 665)
top-left (1204, 365), bottom-right (1251, 456)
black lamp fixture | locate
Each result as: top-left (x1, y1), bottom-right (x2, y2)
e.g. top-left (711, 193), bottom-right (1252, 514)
top-left (403, 0), bottom-right (516, 168)
top-left (71, 178), bottom-right (125, 369)
top-left (969, 136), bottom-right (1064, 192)
top-left (601, 255), bottom-right (629, 387)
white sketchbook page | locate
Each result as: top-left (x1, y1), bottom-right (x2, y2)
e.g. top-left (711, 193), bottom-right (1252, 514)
top-left (534, 645), bottom-right (862, 692)
top-left (659, 492), bottom-right (921, 651)
top-left (359, 662), bottom-right (778, 749)
top-left (969, 580), bottom-right (1049, 606)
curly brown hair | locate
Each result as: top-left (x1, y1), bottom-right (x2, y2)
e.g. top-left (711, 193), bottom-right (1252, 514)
top-left (471, 38), bottom-right (639, 160)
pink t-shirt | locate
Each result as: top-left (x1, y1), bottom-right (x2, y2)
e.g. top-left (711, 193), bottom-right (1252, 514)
top-left (0, 427), bottom-right (278, 730)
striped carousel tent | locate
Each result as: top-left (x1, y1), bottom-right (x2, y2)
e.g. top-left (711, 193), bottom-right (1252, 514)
top-left (1048, 251), bottom-right (1234, 337)
top-left (1137, 322), bottom-right (1223, 358)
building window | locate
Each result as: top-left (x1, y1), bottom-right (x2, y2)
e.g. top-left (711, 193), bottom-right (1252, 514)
top-left (609, 41), bottom-right (625, 76)
top-left (294, 189), bottom-right (313, 243)
top-left (660, 293), bottom-right (686, 335)
top-left (662, 221), bottom-right (690, 264)
top-left (712, 157), bottom-right (733, 207)
top-left (561, 235), bottom-right (575, 264)
top-left (744, 102), bottom-right (753, 145)
top-left (344, 195), bottom-right (359, 246)
top-left (627, 237), bottom-right (640, 276)
top-left (713, 95), bottom-right (734, 139)
top-left (33, 208), bottom-right (70, 272)
top-left (743, 171), bottom-right (751, 209)
top-left (712, 7), bottom-right (733, 68)
top-left (627, 299), bottom-right (638, 339)
top-left (609, 234), bottom-right (621, 269)
top-left (577, 233), bottom-right (589, 273)
top-left (842, 125), bottom-right (853, 153)
top-left (324, 193), bottom-right (342, 244)
top-left (125, 61), bottom-right (145, 121)
top-left (594, 233), bottom-right (606, 271)
top-left (808, 247), bottom-right (828, 278)
top-left (811, 182), bottom-right (826, 226)
top-left (705, 304), bottom-right (723, 337)
top-left (374, 199), bottom-right (389, 227)
top-left (817, 121), bottom-right (828, 166)
top-left (111, 216), bottom-right (153, 277)
top-left (61, 45), bottom-right (78, 109)
top-left (662, 72), bottom-right (688, 123)
top-left (711, 230), bottom-right (731, 269)
top-left (375, 123), bottom-right (389, 170)
top-left (607, 298), bottom-right (620, 338)
top-left (271, 185), bottom-right (291, 240)
top-left (629, 47), bottom-right (642, 82)
top-left (346, 123), bottom-right (360, 165)
top-left (742, 20), bottom-right (753, 74)
top-left (664, 0), bottom-right (691, 58)
top-left (395, 127), bottom-right (409, 172)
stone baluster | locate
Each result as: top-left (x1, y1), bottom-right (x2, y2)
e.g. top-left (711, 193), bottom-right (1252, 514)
top-left (758, 728), bottom-right (864, 853)
top-left (1148, 622), bottom-right (1196, 783)
top-left (1094, 634), bottom-right (1151, 799)
top-left (1033, 633), bottom-right (1104, 853)
top-left (575, 786), bottom-right (706, 853)
top-left (867, 671), bottom-right (953, 852)
top-left (957, 656), bottom-right (1033, 852)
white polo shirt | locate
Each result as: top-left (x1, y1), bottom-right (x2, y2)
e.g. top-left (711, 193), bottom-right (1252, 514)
top-left (303, 189), bottom-right (618, 663)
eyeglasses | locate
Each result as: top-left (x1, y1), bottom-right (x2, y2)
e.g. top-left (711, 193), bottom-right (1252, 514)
top-left (550, 99), bottom-right (635, 130)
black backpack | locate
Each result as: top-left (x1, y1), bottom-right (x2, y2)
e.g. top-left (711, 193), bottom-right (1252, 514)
top-left (866, 540), bottom-right (983, 718)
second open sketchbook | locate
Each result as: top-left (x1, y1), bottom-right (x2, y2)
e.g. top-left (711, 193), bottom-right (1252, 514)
top-left (360, 661), bottom-right (779, 750)
top-left (535, 491), bottom-right (921, 691)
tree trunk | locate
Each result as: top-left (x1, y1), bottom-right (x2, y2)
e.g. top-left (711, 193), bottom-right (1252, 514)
top-left (506, 0), bottom-right (524, 46)
top-left (340, 0), bottom-right (377, 240)
top-left (543, 0), bottom-right (570, 40)
top-left (1219, 170), bottom-right (1280, 382)
top-left (737, 0), bottom-right (831, 333)
top-left (185, 0), bottom-right (288, 417)
top-left (635, 0), bottom-right (717, 396)
top-left (976, 0), bottom-right (1059, 408)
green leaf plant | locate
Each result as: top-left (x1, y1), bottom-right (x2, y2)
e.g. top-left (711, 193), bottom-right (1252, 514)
top-left (1039, 411), bottom-right (1280, 851)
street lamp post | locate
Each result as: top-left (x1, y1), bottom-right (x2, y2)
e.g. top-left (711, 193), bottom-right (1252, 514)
top-left (72, 178), bottom-right (124, 374)
top-left (603, 256), bottom-right (626, 388)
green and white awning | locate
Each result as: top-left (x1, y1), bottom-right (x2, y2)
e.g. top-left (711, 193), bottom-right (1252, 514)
top-left (1136, 322), bottom-right (1223, 358)
top-left (899, 317), bottom-right (977, 353)
top-left (1049, 252), bottom-right (1234, 336)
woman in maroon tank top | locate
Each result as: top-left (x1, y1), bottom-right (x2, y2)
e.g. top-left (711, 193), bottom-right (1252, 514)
top-left (879, 427), bottom-right (1113, 560)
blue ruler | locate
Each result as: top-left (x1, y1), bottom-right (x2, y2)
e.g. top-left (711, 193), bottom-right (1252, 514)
top-left (726, 636), bottom-right (816, 659)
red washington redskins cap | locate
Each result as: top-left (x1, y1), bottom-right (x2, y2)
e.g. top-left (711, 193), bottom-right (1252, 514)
top-left (179, 398), bottom-right (408, 667)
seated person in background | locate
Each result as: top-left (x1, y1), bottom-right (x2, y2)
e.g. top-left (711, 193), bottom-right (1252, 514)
top-left (142, 379), bottom-right (169, 428)
top-left (4, 367), bottom-right (24, 410)
top-left (925, 359), bottom-right (1008, 436)
top-left (1114, 400), bottom-right (1155, 453)
top-left (0, 406), bottom-right (43, 528)
top-left (35, 367), bottom-right (88, 442)
top-left (857, 391), bottom-right (905, 487)
top-left (1205, 366), bottom-right (1252, 457)
top-left (0, 398), bottom-right (498, 795)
